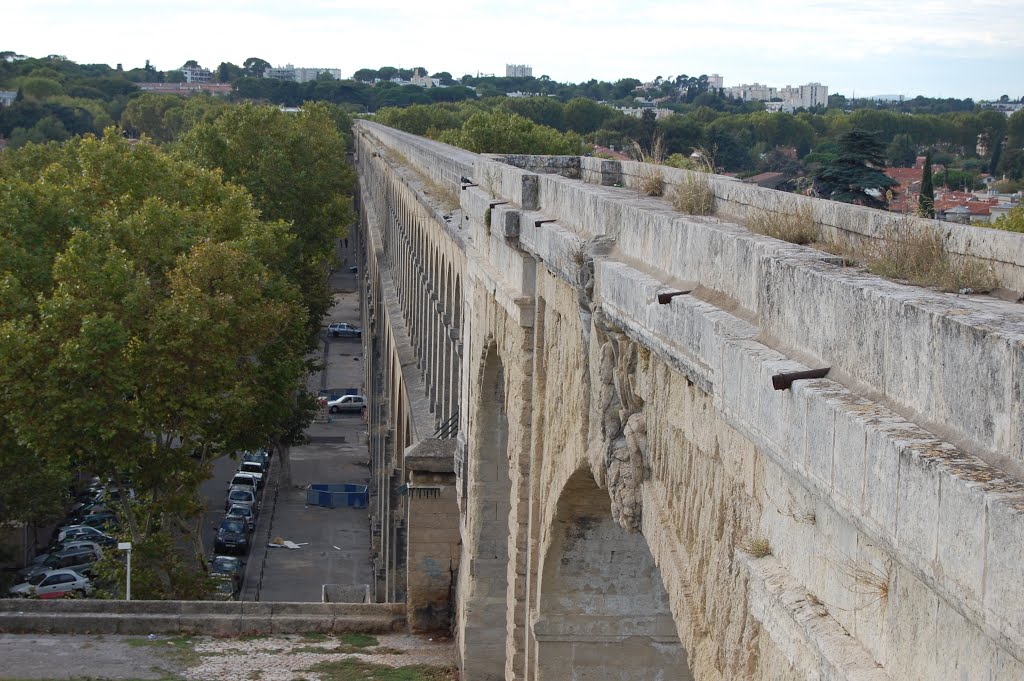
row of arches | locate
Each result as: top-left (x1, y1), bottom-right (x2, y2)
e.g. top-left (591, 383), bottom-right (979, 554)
top-left (373, 167), bottom-right (464, 431)
top-left (462, 347), bottom-right (692, 681)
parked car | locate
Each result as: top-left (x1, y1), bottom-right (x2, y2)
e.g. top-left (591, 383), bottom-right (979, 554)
top-left (237, 462), bottom-right (265, 487)
top-left (17, 545), bottom-right (102, 581)
top-left (327, 394), bottom-right (367, 414)
top-left (227, 472), bottom-right (259, 493)
top-left (209, 555), bottom-right (245, 587)
top-left (56, 526), bottom-right (116, 546)
top-left (224, 487), bottom-right (258, 515)
top-left (226, 504), bottom-right (256, 532)
top-left (8, 569), bottom-right (93, 599)
top-left (214, 517), bottom-right (250, 555)
top-left (327, 322), bottom-right (361, 338)
top-left (241, 450), bottom-right (269, 472)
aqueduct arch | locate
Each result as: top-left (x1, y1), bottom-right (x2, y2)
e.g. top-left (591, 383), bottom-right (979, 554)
top-left (456, 344), bottom-right (512, 680)
top-left (532, 467), bottom-right (692, 681)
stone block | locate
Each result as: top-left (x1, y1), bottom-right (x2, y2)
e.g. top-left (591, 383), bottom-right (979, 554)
top-left (886, 567), bottom-right (939, 681)
top-left (983, 492), bottom-right (1024, 644)
top-left (935, 461), bottom-right (987, 607)
top-left (802, 383), bottom-right (839, 487)
top-left (117, 615), bottom-right (180, 635)
top-left (861, 417), bottom-right (905, 539)
top-left (894, 441), bottom-right (940, 568)
top-left (179, 614), bottom-right (240, 637)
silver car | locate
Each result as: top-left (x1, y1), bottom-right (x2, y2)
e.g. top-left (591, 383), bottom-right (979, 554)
top-left (8, 569), bottom-right (93, 599)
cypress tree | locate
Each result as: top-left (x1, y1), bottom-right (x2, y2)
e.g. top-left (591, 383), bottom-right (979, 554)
top-left (919, 153), bottom-right (935, 218)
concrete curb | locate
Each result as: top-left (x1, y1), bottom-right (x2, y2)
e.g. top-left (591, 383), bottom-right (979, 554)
top-left (0, 600), bottom-right (405, 636)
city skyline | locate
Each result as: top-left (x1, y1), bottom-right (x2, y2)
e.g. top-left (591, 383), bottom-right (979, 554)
top-left (5, 0), bottom-right (1022, 101)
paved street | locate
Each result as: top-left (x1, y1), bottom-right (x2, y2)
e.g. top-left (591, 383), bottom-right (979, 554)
top-left (233, 265), bottom-right (373, 602)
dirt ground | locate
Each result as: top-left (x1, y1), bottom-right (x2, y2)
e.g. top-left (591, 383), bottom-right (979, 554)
top-left (0, 631), bottom-right (456, 681)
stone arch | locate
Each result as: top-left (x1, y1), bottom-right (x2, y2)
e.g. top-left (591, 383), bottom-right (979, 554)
top-left (457, 342), bottom-right (512, 681)
top-left (532, 467), bottom-right (692, 681)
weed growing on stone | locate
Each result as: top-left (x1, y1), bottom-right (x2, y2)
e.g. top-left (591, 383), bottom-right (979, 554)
top-left (422, 177), bottom-right (459, 213)
top-left (806, 591), bottom-right (829, 617)
top-left (746, 203), bottom-right (819, 246)
top-left (481, 166), bottom-right (500, 198)
top-left (836, 556), bottom-right (891, 611)
top-left (739, 535), bottom-right (772, 558)
top-left (865, 211), bottom-right (997, 292)
top-left (774, 489), bottom-right (817, 525)
top-left (629, 136), bottom-right (666, 197)
top-left (669, 149), bottom-right (716, 216)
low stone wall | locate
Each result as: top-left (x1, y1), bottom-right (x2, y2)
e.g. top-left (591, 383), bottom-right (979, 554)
top-left (0, 600), bottom-right (405, 636)
top-left (601, 157), bottom-right (1024, 294)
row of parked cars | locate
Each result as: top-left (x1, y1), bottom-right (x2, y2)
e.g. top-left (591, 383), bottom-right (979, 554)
top-left (209, 449), bottom-right (271, 600)
top-left (7, 480), bottom-right (124, 598)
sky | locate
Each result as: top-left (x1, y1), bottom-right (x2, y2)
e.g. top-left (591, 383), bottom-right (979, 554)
top-left (5, 0), bottom-right (1023, 100)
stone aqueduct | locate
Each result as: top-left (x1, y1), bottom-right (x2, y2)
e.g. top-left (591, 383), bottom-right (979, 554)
top-left (353, 120), bottom-right (1024, 680)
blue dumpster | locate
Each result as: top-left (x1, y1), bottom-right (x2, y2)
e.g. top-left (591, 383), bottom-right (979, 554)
top-left (306, 483), bottom-right (368, 509)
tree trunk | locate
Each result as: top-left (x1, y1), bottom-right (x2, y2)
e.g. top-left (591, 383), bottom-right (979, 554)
top-left (276, 439), bottom-right (292, 488)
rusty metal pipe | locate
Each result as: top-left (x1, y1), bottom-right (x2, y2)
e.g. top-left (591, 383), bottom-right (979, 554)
top-left (771, 368), bottom-right (830, 391)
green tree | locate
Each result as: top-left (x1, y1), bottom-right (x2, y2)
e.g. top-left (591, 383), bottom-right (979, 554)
top-left (564, 97), bottom-right (615, 134)
top-left (435, 109), bottom-right (585, 155)
top-left (119, 93), bottom-right (184, 142)
top-left (0, 132), bottom-right (310, 597)
top-left (18, 76), bottom-right (63, 101)
top-left (919, 152), bottom-right (935, 218)
top-left (243, 57), bottom-right (271, 78)
top-left (886, 133), bottom-right (917, 167)
top-left (175, 103), bottom-right (355, 329)
top-left (813, 130), bottom-right (897, 209)
top-left (216, 61), bottom-right (244, 82)
top-left (992, 204), bottom-right (1024, 233)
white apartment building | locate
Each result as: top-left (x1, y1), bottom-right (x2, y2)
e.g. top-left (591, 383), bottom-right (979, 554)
top-left (264, 64), bottom-right (342, 83)
top-left (725, 82), bottom-right (777, 102)
top-left (724, 79), bottom-right (828, 109)
top-left (506, 64), bottom-right (533, 78)
top-left (180, 64), bottom-right (213, 83)
top-left (779, 82), bottom-right (828, 108)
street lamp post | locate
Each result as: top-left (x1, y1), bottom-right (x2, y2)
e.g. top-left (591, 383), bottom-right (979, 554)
top-left (118, 542), bottom-right (132, 601)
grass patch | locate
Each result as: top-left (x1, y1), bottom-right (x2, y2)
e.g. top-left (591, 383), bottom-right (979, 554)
top-left (746, 203), bottom-right (819, 245)
top-left (124, 635), bottom-right (207, 669)
top-left (303, 659), bottom-right (456, 681)
top-left (339, 633), bottom-right (379, 648)
top-left (301, 632), bottom-right (330, 642)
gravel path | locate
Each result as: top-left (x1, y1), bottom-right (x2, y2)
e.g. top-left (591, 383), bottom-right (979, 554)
top-left (0, 632), bottom-right (455, 681)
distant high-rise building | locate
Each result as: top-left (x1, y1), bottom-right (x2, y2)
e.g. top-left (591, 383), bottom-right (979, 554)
top-left (723, 79), bottom-right (828, 109)
top-left (708, 74), bottom-right (724, 91)
top-left (506, 64), bottom-right (533, 78)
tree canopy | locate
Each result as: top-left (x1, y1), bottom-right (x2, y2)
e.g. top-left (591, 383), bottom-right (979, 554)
top-left (813, 130), bottom-right (897, 209)
top-left (0, 132), bottom-right (311, 596)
